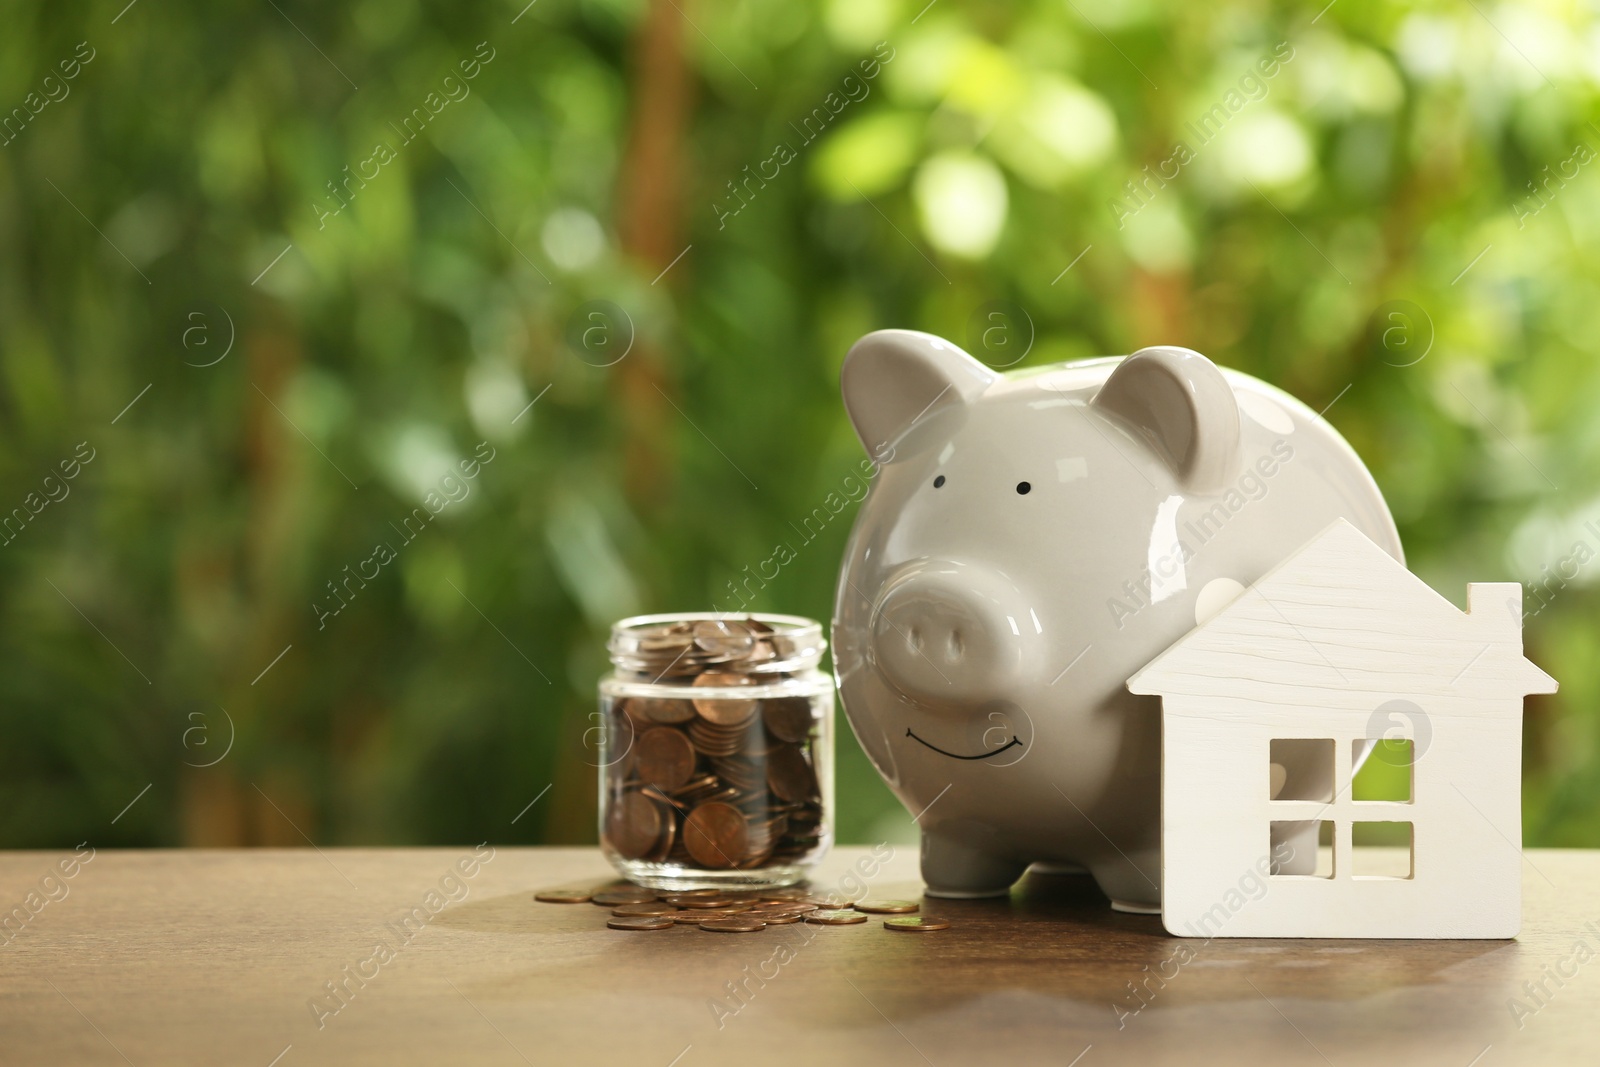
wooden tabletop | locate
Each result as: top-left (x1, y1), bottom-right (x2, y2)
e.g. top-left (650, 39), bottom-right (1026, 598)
top-left (1, 845), bottom-right (1595, 1065)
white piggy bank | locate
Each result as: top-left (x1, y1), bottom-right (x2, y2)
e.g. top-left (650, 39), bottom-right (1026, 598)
top-left (831, 330), bottom-right (1401, 910)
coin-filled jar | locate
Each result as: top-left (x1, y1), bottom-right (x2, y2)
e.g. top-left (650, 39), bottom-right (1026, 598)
top-left (598, 613), bottom-right (833, 889)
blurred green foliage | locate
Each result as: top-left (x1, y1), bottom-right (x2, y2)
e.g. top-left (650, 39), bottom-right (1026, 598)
top-left (1, 0), bottom-right (1597, 851)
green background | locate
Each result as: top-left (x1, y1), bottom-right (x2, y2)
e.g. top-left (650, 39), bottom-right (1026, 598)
top-left (1, 0), bottom-right (1595, 852)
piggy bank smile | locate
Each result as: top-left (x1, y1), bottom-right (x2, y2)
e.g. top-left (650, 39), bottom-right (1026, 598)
top-left (905, 728), bottom-right (1023, 761)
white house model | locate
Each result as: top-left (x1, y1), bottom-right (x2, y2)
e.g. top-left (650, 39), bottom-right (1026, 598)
top-left (1127, 519), bottom-right (1558, 939)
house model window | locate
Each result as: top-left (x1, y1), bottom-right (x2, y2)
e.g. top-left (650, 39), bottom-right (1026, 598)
top-left (1266, 735), bottom-right (1414, 881)
top-left (1128, 520), bottom-right (1557, 939)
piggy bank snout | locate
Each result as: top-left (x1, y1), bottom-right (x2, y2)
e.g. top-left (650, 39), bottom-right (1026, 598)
top-left (869, 562), bottom-right (1044, 706)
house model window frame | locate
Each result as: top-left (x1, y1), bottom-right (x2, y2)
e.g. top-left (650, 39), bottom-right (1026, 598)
top-left (1128, 519), bottom-right (1558, 940)
top-left (1265, 732), bottom-right (1416, 883)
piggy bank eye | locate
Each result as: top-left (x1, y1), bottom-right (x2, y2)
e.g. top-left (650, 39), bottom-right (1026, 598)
top-left (1016, 481), bottom-right (1031, 495)
top-left (933, 475), bottom-right (945, 488)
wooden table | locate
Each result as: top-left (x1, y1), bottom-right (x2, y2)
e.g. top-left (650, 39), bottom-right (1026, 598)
top-left (2, 846), bottom-right (1595, 1065)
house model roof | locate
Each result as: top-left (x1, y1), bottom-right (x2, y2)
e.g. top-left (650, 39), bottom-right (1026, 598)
top-left (1127, 519), bottom-right (1558, 706)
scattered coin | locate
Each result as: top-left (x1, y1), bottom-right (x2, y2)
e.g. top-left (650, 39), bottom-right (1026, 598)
top-left (759, 888), bottom-right (816, 903)
top-left (700, 917), bottom-right (767, 933)
top-left (805, 909), bottom-right (869, 925)
top-left (884, 916), bottom-right (951, 932)
top-left (852, 899), bottom-right (920, 914)
top-left (612, 902), bottom-right (681, 917)
top-left (680, 898), bottom-right (739, 909)
top-left (538, 879), bottom-right (934, 936)
top-left (591, 884), bottom-right (661, 906)
top-left (748, 903), bottom-right (815, 917)
top-left (674, 910), bottom-right (738, 923)
top-left (534, 888), bottom-right (595, 904)
top-left (607, 916), bottom-right (676, 931)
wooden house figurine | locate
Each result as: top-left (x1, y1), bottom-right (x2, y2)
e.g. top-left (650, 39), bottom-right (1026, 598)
top-left (1127, 519), bottom-right (1557, 939)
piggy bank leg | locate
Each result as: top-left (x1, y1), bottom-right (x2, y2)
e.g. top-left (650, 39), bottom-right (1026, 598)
top-left (1088, 851), bottom-right (1161, 914)
top-left (921, 833), bottom-right (1028, 898)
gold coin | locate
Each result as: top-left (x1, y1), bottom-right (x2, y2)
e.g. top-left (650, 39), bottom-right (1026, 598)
top-left (607, 916), bottom-right (675, 931)
top-left (805, 909), bottom-right (868, 925)
top-left (533, 888), bottom-right (594, 904)
top-left (884, 916), bottom-right (951, 932)
top-left (852, 899), bottom-right (920, 914)
top-left (700, 917), bottom-right (766, 933)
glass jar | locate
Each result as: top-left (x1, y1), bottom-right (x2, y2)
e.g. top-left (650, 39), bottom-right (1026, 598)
top-left (597, 612), bottom-right (833, 890)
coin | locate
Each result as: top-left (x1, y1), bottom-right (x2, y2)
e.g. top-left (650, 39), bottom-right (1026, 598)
top-left (805, 909), bottom-right (868, 925)
top-left (660, 893), bottom-right (731, 907)
top-left (766, 745), bottom-right (818, 804)
top-left (756, 912), bottom-right (804, 924)
top-left (700, 917), bottom-right (766, 933)
top-left (534, 888), bottom-right (595, 904)
top-left (692, 672), bottom-right (759, 725)
top-left (631, 697), bottom-right (697, 725)
top-left (591, 884), bottom-right (661, 906)
top-left (644, 806), bottom-right (677, 862)
top-left (884, 916), bottom-right (951, 932)
top-left (693, 619), bottom-right (757, 658)
top-left (683, 802), bottom-right (749, 868)
top-left (758, 888), bottom-right (815, 902)
top-left (612, 902), bottom-right (681, 916)
top-left (603, 792), bottom-right (666, 861)
top-left (607, 916), bottom-right (675, 931)
top-left (852, 900), bottom-right (920, 914)
top-left (673, 909), bottom-right (736, 923)
top-left (747, 902), bottom-right (815, 917)
top-left (762, 697), bottom-right (813, 743)
top-left (636, 727), bottom-right (697, 792)
top-left (713, 755), bottom-right (765, 793)
top-left (689, 717), bottom-right (754, 758)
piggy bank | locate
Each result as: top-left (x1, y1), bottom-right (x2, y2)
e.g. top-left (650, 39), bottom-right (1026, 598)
top-left (831, 330), bottom-right (1401, 911)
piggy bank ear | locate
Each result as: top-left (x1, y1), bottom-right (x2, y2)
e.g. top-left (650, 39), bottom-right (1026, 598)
top-left (1091, 345), bottom-right (1241, 491)
top-left (841, 330), bottom-right (996, 459)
